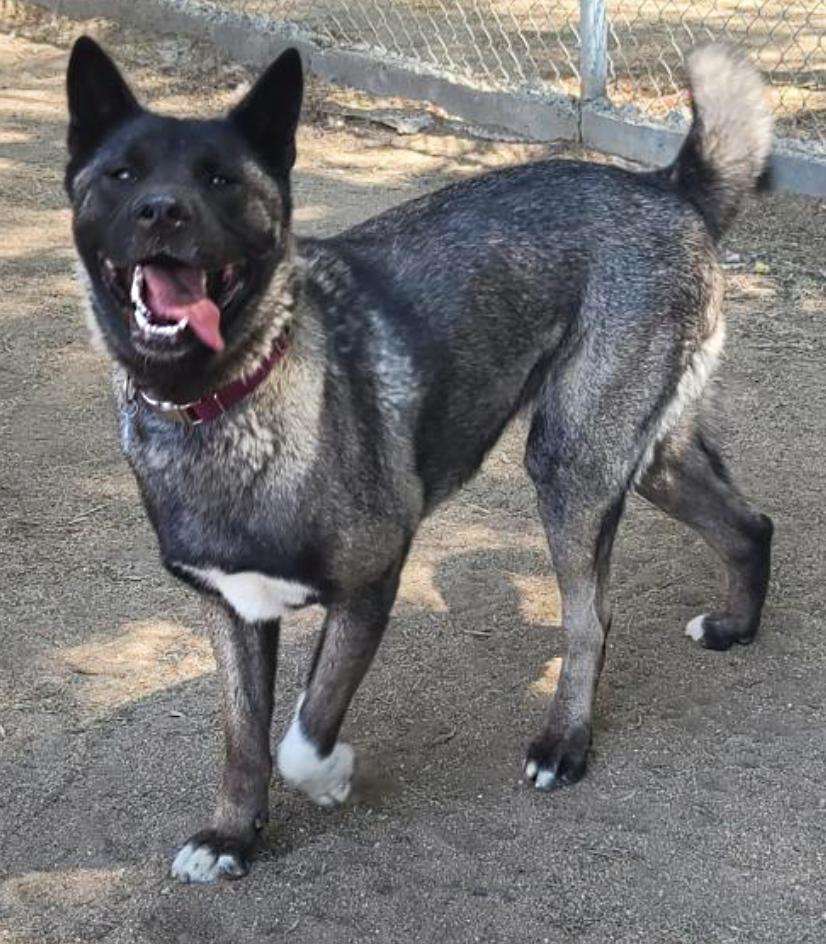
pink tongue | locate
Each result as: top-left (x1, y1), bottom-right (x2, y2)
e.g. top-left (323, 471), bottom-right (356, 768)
top-left (142, 264), bottom-right (224, 352)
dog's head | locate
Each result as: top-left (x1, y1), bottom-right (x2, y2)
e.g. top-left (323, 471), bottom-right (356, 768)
top-left (65, 37), bottom-right (303, 400)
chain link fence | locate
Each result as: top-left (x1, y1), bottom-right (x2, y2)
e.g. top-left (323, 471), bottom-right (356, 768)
top-left (10, 0), bottom-right (825, 191)
top-left (206, 0), bottom-right (824, 148)
top-left (210, 1), bottom-right (582, 95)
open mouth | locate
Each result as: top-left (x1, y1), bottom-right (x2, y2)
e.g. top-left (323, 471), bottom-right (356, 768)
top-left (102, 256), bottom-right (246, 352)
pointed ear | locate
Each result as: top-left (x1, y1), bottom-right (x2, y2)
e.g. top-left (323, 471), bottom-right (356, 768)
top-left (66, 37), bottom-right (141, 161)
top-left (229, 48), bottom-right (304, 176)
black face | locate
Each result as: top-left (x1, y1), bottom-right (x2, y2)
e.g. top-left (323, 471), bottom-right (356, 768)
top-left (65, 38), bottom-right (303, 401)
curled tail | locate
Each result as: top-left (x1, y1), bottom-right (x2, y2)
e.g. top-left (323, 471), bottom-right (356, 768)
top-left (668, 45), bottom-right (773, 240)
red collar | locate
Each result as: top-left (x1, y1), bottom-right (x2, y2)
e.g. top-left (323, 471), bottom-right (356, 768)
top-left (131, 332), bottom-right (289, 426)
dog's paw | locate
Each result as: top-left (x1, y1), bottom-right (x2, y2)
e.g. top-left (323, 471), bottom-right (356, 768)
top-left (277, 717), bottom-right (354, 807)
top-left (524, 724), bottom-right (591, 791)
top-left (302, 742), bottom-right (354, 807)
top-left (278, 735), bottom-right (355, 807)
top-left (685, 613), bottom-right (757, 651)
top-left (170, 830), bottom-right (252, 884)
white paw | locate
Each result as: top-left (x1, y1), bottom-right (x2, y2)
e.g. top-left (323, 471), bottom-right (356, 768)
top-left (170, 837), bottom-right (248, 883)
top-left (524, 759), bottom-right (557, 790)
top-left (277, 704), bottom-right (354, 807)
top-left (685, 614), bottom-right (708, 643)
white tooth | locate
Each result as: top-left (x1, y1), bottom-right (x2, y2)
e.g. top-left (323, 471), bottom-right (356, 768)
top-left (130, 265), bottom-right (143, 306)
top-left (145, 319), bottom-right (188, 338)
top-left (134, 300), bottom-right (150, 330)
top-left (130, 267), bottom-right (154, 332)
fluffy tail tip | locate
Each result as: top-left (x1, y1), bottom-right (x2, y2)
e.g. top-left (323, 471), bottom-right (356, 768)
top-left (676, 45), bottom-right (774, 236)
top-left (688, 45), bottom-right (773, 181)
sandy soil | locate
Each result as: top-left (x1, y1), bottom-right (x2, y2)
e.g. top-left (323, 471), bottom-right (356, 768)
top-left (1, 12), bottom-right (825, 944)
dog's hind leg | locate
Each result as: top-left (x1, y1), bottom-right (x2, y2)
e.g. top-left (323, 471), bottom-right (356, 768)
top-left (521, 310), bottom-right (695, 790)
top-left (523, 406), bottom-right (628, 790)
top-left (277, 560), bottom-right (404, 806)
top-left (171, 613), bottom-right (278, 883)
top-left (635, 422), bottom-right (773, 650)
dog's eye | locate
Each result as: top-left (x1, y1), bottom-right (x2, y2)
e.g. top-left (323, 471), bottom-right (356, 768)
top-left (209, 173), bottom-right (232, 188)
top-left (110, 167), bottom-right (136, 183)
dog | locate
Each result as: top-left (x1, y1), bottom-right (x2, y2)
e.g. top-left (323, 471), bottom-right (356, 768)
top-left (65, 37), bottom-right (774, 882)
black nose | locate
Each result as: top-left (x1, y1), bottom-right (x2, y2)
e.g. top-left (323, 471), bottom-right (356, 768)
top-left (133, 193), bottom-right (192, 230)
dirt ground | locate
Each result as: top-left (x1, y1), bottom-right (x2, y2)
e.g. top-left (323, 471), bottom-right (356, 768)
top-left (1, 13), bottom-right (825, 944)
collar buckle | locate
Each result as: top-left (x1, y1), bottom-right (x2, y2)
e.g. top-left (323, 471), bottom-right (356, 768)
top-left (137, 390), bottom-right (204, 426)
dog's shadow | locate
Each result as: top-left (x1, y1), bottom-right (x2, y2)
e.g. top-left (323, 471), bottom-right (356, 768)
top-left (428, 545), bottom-right (563, 665)
top-left (333, 547), bottom-right (564, 799)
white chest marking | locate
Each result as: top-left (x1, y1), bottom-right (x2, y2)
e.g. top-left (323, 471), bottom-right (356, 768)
top-left (180, 566), bottom-right (312, 623)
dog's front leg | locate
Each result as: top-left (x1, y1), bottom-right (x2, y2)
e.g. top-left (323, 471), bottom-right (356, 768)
top-left (277, 564), bottom-right (402, 806)
top-left (171, 611), bottom-right (278, 883)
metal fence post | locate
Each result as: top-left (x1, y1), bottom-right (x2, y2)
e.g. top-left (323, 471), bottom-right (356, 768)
top-left (580, 0), bottom-right (608, 100)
